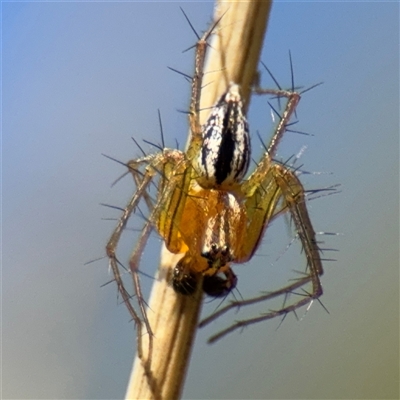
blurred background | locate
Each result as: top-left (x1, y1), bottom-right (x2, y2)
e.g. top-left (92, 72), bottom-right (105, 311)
top-left (3, 2), bottom-right (398, 399)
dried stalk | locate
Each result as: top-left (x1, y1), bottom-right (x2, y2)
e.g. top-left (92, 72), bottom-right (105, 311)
top-left (125, 1), bottom-right (272, 399)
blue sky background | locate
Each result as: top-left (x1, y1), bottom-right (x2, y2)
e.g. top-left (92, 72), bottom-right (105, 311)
top-left (3, 2), bottom-right (399, 399)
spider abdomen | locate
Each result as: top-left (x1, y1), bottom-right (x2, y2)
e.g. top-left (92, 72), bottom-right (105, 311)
top-left (195, 84), bottom-right (250, 189)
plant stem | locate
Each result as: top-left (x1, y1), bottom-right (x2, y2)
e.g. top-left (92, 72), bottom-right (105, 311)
top-left (125, 1), bottom-right (272, 399)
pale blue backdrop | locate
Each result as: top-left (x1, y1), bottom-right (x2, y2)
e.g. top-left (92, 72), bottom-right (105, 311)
top-left (3, 2), bottom-right (398, 399)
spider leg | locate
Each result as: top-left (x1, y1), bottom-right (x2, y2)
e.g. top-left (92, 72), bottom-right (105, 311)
top-left (128, 210), bottom-right (156, 366)
top-left (205, 279), bottom-right (317, 344)
top-left (107, 148), bottom-right (196, 361)
top-left (129, 159), bottom-right (157, 214)
top-left (106, 160), bottom-right (160, 359)
top-left (186, 14), bottom-right (224, 161)
top-left (253, 86), bottom-right (300, 160)
top-left (274, 165), bottom-right (323, 280)
top-left (199, 275), bottom-right (311, 332)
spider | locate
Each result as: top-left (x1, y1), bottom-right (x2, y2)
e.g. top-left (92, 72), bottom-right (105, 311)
top-left (105, 13), bottom-right (324, 356)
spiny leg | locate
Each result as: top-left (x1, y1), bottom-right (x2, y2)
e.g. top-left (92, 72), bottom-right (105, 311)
top-left (128, 151), bottom-right (190, 321)
top-left (109, 146), bottom-right (193, 368)
top-left (199, 275), bottom-right (313, 341)
top-left (128, 211), bottom-right (156, 367)
top-left (106, 158), bottom-right (162, 359)
top-left (275, 165), bottom-right (323, 277)
top-left (129, 160), bottom-right (157, 214)
top-left (252, 53), bottom-right (307, 161)
top-left (253, 85), bottom-right (300, 160)
top-left (253, 56), bottom-right (322, 162)
top-left (126, 150), bottom-right (195, 314)
top-left (110, 149), bottom-right (193, 364)
top-left (183, 10), bottom-right (226, 161)
top-left (240, 82), bottom-right (301, 201)
top-left (204, 278), bottom-right (319, 344)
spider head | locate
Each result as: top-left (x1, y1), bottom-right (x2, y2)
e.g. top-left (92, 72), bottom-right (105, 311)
top-left (172, 250), bottom-right (238, 298)
top-left (201, 243), bottom-right (233, 274)
top-left (171, 242), bottom-right (236, 297)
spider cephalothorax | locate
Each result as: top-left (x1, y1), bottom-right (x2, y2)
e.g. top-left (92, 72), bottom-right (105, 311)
top-left (170, 182), bottom-right (246, 296)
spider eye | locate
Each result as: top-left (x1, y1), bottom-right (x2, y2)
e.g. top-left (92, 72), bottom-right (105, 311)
top-left (201, 242), bottom-right (219, 259)
top-left (221, 246), bottom-right (229, 256)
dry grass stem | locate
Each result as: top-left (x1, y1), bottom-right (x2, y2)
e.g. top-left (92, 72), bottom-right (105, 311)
top-left (125, 1), bottom-right (272, 399)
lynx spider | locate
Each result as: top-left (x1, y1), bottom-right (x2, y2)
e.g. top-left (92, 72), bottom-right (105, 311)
top-left (105, 12), bottom-right (324, 358)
